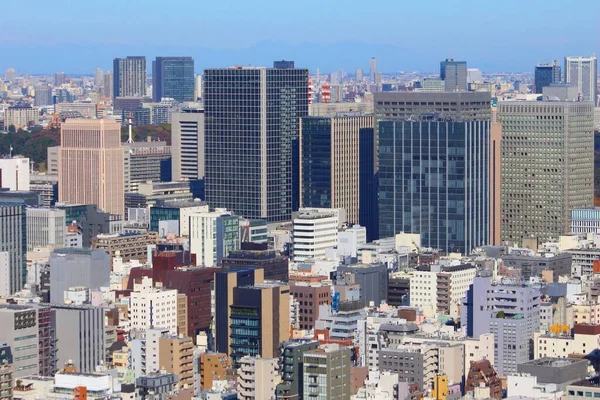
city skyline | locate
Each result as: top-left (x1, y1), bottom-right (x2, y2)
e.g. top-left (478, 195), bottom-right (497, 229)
top-left (1, 0), bottom-right (597, 74)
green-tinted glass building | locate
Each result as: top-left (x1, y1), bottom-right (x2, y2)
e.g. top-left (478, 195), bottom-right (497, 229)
top-left (152, 57), bottom-right (195, 102)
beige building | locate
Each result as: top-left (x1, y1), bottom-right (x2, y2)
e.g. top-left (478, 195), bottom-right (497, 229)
top-left (300, 116), bottom-right (375, 224)
top-left (3, 105), bottom-right (39, 130)
top-left (177, 294), bottom-right (188, 336)
top-left (237, 356), bottom-right (281, 400)
top-left (499, 101), bottom-right (594, 244)
top-left (92, 232), bottom-right (158, 264)
top-left (573, 303), bottom-right (600, 325)
top-left (55, 102), bottom-right (98, 119)
top-left (158, 335), bottom-right (194, 390)
top-left (58, 119), bottom-right (124, 215)
top-left (534, 324), bottom-right (600, 359)
top-left (489, 120), bottom-right (502, 246)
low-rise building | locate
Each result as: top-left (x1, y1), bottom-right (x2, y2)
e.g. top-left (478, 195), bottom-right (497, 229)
top-left (92, 232), bottom-right (158, 264)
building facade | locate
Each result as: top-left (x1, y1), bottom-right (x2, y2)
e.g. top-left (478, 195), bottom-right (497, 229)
top-left (0, 204), bottom-right (26, 296)
top-left (564, 56), bottom-right (598, 103)
top-left (292, 208), bottom-right (340, 262)
top-left (26, 208), bottom-right (66, 251)
top-left (203, 65), bottom-right (309, 222)
top-left (499, 101), bottom-right (594, 244)
top-left (152, 56), bottom-right (195, 102)
top-left (440, 58), bottom-right (467, 92)
top-left (189, 209), bottom-right (240, 267)
top-left (171, 106), bottom-right (205, 181)
top-left (58, 119), bottom-right (125, 215)
top-left (379, 119), bottom-right (490, 254)
top-left (113, 56), bottom-right (146, 98)
top-left (303, 345), bottom-right (352, 400)
top-left (535, 61), bottom-right (561, 94)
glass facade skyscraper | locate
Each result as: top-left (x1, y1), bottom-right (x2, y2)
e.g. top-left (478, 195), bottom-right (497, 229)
top-left (534, 60), bottom-right (561, 94)
top-left (204, 66), bottom-right (309, 222)
top-left (152, 57), bottom-right (195, 102)
top-left (300, 116), bottom-right (377, 240)
top-left (0, 203), bottom-right (26, 296)
top-left (113, 56), bottom-right (146, 98)
top-left (378, 120), bottom-right (490, 254)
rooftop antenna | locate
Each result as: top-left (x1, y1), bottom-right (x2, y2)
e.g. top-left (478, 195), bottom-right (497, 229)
top-left (9, 145), bottom-right (13, 158)
top-left (127, 113), bottom-right (134, 143)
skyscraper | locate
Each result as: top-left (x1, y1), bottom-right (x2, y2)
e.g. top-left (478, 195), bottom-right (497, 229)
top-left (299, 115), bottom-right (376, 235)
top-left (113, 56), bottom-right (146, 98)
top-left (379, 118), bottom-right (490, 254)
top-left (54, 72), bottom-right (66, 86)
top-left (171, 106), bottom-right (204, 181)
top-left (152, 57), bottom-right (195, 102)
top-left (0, 204), bottom-right (26, 296)
top-left (356, 68), bottom-right (363, 82)
top-left (440, 58), bottom-right (467, 92)
top-left (58, 119), bottom-right (125, 215)
top-left (204, 64), bottom-right (309, 222)
top-left (103, 71), bottom-right (113, 99)
top-left (94, 68), bottom-right (103, 88)
top-left (534, 60), bottom-right (561, 94)
top-left (4, 68), bottom-right (15, 83)
top-left (565, 55), bottom-right (598, 104)
top-left (369, 57), bottom-right (377, 83)
top-left (34, 85), bottom-right (53, 106)
top-left (499, 101), bottom-right (594, 244)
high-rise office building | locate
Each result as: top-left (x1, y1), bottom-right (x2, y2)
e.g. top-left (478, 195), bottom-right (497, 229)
top-left (300, 116), bottom-right (376, 233)
top-left (440, 58), bottom-right (467, 92)
top-left (94, 68), bottom-right (103, 88)
top-left (171, 106), bottom-right (204, 181)
top-left (122, 141), bottom-right (172, 193)
top-left (34, 85), bottom-right (53, 107)
top-left (369, 57), bottom-right (377, 83)
top-left (113, 56), bottom-right (146, 98)
top-left (152, 56), bottom-right (195, 102)
top-left (356, 68), bottom-right (363, 82)
top-left (565, 55), bottom-right (598, 104)
top-left (50, 304), bottom-right (105, 373)
top-left (26, 208), bottom-right (66, 251)
top-left (103, 71), bottom-right (113, 99)
top-left (0, 204), bottom-right (26, 296)
top-left (292, 208), bottom-right (341, 262)
top-left (534, 60), bottom-right (561, 94)
top-left (55, 72), bottom-right (66, 86)
top-left (58, 119), bottom-right (125, 215)
top-left (499, 101), bottom-right (594, 244)
top-left (203, 64), bottom-right (309, 222)
top-left (379, 118), bottom-right (490, 254)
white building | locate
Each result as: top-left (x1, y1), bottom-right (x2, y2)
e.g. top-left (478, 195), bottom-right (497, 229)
top-left (0, 157), bottom-right (30, 191)
top-left (236, 356), bottom-right (280, 400)
top-left (129, 277), bottom-right (178, 334)
top-left (3, 106), bottom-right (39, 130)
top-left (337, 225), bottom-right (367, 258)
top-left (26, 208), bottom-right (66, 251)
top-left (507, 374), bottom-right (563, 399)
top-left (292, 208), bottom-right (344, 262)
top-left (410, 263), bottom-right (477, 318)
top-left (171, 107), bottom-right (204, 181)
top-left (130, 327), bottom-right (169, 377)
top-left (189, 208), bottom-right (239, 267)
top-left (565, 55), bottom-right (597, 103)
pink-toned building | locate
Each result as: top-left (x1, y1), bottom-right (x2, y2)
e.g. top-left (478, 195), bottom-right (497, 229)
top-left (58, 119), bottom-right (124, 215)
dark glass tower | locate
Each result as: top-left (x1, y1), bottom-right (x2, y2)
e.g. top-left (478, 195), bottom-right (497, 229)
top-left (378, 119), bottom-right (490, 254)
top-left (204, 65), bottom-right (309, 222)
top-left (0, 203), bottom-right (26, 295)
top-left (534, 61), bottom-right (561, 94)
top-left (152, 57), bottom-right (195, 102)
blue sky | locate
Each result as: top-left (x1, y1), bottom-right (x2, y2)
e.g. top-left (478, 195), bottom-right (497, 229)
top-left (1, 0), bottom-right (598, 74)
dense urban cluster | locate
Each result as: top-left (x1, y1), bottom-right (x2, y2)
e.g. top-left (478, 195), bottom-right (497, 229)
top-left (0, 52), bottom-right (598, 400)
